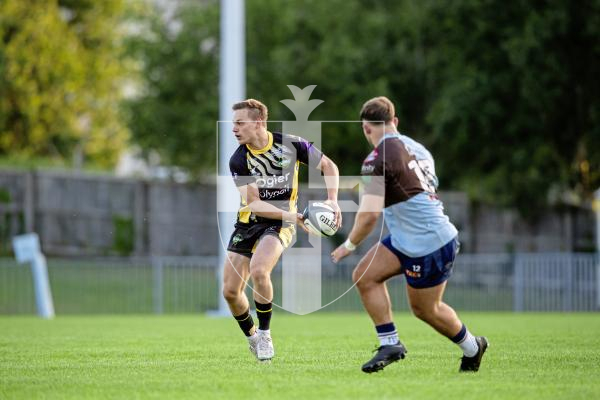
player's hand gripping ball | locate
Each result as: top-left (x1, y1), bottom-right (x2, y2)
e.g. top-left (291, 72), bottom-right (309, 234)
top-left (302, 201), bottom-right (338, 237)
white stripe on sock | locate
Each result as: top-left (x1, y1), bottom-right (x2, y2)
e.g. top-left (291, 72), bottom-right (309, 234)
top-left (378, 333), bottom-right (399, 346)
top-left (458, 331), bottom-right (478, 357)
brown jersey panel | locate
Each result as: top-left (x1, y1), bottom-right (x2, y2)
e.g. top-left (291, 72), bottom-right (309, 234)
top-left (361, 138), bottom-right (423, 208)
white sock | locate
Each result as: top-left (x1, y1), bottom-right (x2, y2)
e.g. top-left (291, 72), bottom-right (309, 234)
top-left (378, 332), bottom-right (399, 346)
top-left (248, 331), bottom-right (258, 342)
top-left (458, 331), bottom-right (479, 357)
top-left (257, 328), bottom-right (270, 336)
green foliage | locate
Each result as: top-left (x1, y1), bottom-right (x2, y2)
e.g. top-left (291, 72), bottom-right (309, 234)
top-left (112, 215), bottom-right (134, 256)
top-left (0, 188), bottom-right (11, 204)
top-left (0, 0), bottom-right (131, 168)
top-left (125, 0), bottom-right (220, 174)
top-left (127, 0), bottom-right (599, 215)
top-left (422, 0), bottom-right (600, 216)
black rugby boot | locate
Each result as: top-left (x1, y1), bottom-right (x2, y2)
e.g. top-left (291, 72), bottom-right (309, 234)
top-left (361, 342), bottom-right (407, 373)
top-left (459, 336), bottom-right (489, 372)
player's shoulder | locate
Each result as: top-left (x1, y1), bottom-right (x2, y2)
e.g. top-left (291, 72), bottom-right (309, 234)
top-left (229, 145), bottom-right (248, 167)
top-left (271, 131), bottom-right (284, 141)
top-left (397, 133), bottom-right (433, 161)
top-left (278, 131), bottom-right (306, 143)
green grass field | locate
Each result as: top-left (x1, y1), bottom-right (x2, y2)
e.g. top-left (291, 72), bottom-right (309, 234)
top-left (1, 313), bottom-right (599, 399)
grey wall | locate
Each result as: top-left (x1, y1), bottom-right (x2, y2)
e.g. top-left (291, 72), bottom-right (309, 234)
top-left (0, 169), bottom-right (595, 257)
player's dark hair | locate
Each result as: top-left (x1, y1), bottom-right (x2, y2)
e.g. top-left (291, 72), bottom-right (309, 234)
top-left (359, 96), bottom-right (395, 124)
top-left (232, 99), bottom-right (269, 121)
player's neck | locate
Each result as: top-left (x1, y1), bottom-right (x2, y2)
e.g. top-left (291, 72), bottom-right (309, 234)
top-left (383, 122), bottom-right (398, 135)
top-left (369, 131), bottom-right (384, 147)
top-left (247, 129), bottom-right (270, 151)
top-left (370, 127), bottom-right (399, 147)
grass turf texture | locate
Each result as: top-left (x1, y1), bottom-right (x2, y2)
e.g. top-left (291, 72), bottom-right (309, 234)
top-left (1, 313), bottom-right (599, 399)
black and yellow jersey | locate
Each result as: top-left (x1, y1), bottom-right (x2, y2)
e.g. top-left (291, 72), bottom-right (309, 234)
top-left (229, 131), bottom-right (322, 225)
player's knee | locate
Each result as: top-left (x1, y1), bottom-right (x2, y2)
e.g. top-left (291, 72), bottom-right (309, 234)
top-left (222, 285), bottom-right (241, 303)
top-left (250, 268), bottom-right (270, 285)
top-left (411, 304), bottom-right (430, 321)
top-left (351, 267), bottom-right (363, 286)
top-left (410, 302), bottom-right (437, 322)
top-left (353, 269), bottom-right (373, 291)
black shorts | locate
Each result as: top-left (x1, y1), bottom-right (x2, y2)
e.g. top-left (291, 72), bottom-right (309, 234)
top-left (227, 222), bottom-right (295, 258)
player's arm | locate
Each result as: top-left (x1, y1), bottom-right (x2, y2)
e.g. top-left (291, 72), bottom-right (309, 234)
top-left (316, 154), bottom-right (342, 228)
top-left (331, 194), bottom-right (384, 263)
top-left (237, 183), bottom-right (304, 225)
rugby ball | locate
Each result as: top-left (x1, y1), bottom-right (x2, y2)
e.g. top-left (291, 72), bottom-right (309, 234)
top-left (302, 201), bottom-right (338, 237)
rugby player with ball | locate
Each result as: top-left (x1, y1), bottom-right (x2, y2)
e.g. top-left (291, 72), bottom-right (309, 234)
top-left (223, 99), bottom-right (341, 362)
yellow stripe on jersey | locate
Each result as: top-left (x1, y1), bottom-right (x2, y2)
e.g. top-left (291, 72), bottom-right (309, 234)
top-left (288, 161), bottom-right (300, 213)
top-left (246, 131), bottom-right (273, 155)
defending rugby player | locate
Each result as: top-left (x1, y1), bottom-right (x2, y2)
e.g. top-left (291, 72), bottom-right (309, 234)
top-left (331, 96), bottom-right (488, 373)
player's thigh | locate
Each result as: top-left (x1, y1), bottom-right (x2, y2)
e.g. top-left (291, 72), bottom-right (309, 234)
top-left (223, 251), bottom-right (251, 293)
top-left (353, 242), bottom-right (402, 284)
top-left (250, 234), bottom-right (284, 275)
top-left (406, 280), bottom-right (447, 311)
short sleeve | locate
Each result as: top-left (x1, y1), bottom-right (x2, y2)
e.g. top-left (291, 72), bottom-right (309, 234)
top-left (362, 150), bottom-right (385, 197)
top-left (229, 151), bottom-right (255, 187)
top-left (289, 135), bottom-right (323, 167)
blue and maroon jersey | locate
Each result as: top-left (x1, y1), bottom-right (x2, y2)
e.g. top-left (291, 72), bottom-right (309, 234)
top-left (229, 131), bottom-right (322, 224)
top-left (361, 132), bottom-right (457, 257)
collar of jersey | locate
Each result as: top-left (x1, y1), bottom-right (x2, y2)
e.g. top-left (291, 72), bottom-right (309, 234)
top-left (377, 132), bottom-right (401, 146)
top-left (246, 130), bottom-right (273, 155)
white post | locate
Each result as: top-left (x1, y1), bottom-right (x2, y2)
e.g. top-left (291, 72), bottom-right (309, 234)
top-left (12, 233), bottom-right (55, 319)
top-left (213, 0), bottom-right (245, 316)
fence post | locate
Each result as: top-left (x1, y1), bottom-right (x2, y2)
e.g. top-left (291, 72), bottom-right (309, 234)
top-left (152, 257), bottom-right (163, 314)
top-left (513, 254), bottom-right (524, 312)
top-left (24, 171), bottom-right (35, 233)
top-left (134, 181), bottom-right (147, 256)
top-left (564, 254), bottom-right (573, 311)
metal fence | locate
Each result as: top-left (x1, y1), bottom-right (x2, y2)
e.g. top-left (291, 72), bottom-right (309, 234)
top-left (1, 253), bottom-right (598, 314)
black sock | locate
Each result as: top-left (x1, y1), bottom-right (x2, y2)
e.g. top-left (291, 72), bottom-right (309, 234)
top-left (254, 301), bottom-right (272, 331)
top-left (234, 309), bottom-right (255, 337)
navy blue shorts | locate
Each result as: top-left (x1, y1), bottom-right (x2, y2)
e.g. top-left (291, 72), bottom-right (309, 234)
top-left (381, 236), bottom-right (460, 289)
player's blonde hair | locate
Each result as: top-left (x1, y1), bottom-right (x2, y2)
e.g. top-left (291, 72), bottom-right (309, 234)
top-left (232, 99), bottom-right (269, 122)
top-left (359, 96), bottom-right (395, 124)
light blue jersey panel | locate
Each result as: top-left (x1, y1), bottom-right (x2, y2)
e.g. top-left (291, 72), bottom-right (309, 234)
top-left (384, 134), bottom-right (457, 257)
top-left (398, 134), bottom-right (434, 164)
top-left (384, 193), bottom-right (458, 257)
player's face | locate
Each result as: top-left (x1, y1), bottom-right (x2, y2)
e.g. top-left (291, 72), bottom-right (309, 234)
top-left (232, 109), bottom-right (261, 145)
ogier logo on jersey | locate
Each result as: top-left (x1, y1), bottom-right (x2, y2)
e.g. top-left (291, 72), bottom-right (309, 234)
top-left (255, 172), bottom-right (291, 188)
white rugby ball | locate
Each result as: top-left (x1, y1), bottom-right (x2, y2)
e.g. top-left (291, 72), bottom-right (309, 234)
top-left (302, 201), bottom-right (338, 237)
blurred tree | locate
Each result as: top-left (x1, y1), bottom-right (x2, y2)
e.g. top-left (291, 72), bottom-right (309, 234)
top-left (0, 0), bottom-right (130, 168)
top-left (422, 0), bottom-right (600, 215)
top-left (126, 0), bottom-right (421, 176)
top-left (125, 0), bottom-right (220, 174)
top-left (126, 0), bottom-right (599, 215)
